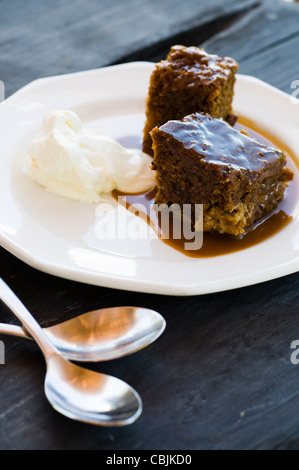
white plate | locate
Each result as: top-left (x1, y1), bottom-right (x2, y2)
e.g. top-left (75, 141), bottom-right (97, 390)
top-left (0, 62), bottom-right (298, 296)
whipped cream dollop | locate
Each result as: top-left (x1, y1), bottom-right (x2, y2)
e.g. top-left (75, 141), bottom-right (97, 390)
top-left (26, 110), bottom-right (155, 203)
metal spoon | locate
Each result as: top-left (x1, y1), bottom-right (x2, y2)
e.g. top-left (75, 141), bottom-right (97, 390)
top-left (0, 278), bottom-right (142, 426)
top-left (0, 306), bottom-right (166, 362)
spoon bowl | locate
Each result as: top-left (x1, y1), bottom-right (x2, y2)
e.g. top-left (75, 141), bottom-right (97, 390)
top-left (0, 307), bottom-right (166, 362)
top-left (45, 355), bottom-right (142, 426)
top-left (45, 306), bottom-right (166, 362)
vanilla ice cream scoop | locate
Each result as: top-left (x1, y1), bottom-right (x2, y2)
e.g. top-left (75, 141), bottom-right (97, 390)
top-left (26, 110), bottom-right (155, 203)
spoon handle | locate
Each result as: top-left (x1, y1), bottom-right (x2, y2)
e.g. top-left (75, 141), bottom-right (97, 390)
top-left (0, 323), bottom-right (31, 340)
top-left (0, 278), bottom-right (56, 359)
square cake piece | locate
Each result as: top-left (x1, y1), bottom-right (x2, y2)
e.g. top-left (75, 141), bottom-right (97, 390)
top-left (143, 45), bottom-right (239, 156)
top-left (151, 113), bottom-right (294, 237)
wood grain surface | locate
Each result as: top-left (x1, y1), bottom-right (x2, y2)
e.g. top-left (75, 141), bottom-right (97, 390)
top-left (1, 0), bottom-right (299, 450)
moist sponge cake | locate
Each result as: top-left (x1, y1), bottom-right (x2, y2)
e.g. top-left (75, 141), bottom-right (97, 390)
top-left (151, 113), bottom-right (294, 237)
top-left (143, 45), bottom-right (239, 156)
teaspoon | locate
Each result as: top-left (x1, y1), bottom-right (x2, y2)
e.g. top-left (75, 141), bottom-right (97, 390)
top-left (0, 306), bottom-right (166, 362)
top-left (0, 278), bottom-right (142, 426)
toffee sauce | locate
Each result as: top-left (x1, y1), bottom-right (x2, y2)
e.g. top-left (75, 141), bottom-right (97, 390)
top-left (114, 119), bottom-right (298, 258)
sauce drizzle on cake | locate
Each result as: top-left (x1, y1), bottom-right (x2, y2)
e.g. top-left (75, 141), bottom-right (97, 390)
top-left (115, 120), bottom-right (298, 258)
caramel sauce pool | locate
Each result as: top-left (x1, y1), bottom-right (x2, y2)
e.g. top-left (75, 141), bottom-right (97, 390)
top-left (115, 119), bottom-right (299, 258)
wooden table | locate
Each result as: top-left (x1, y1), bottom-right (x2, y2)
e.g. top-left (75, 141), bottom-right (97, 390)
top-left (1, 0), bottom-right (299, 450)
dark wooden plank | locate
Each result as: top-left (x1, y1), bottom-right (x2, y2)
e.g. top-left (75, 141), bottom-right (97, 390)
top-left (203, 0), bottom-right (299, 62)
top-left (202, 0), bottom-right (299, 93)
top-left (112, 2), bottom-right (260, 65)
top-left (0, 0), bottom-right (258, 97)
